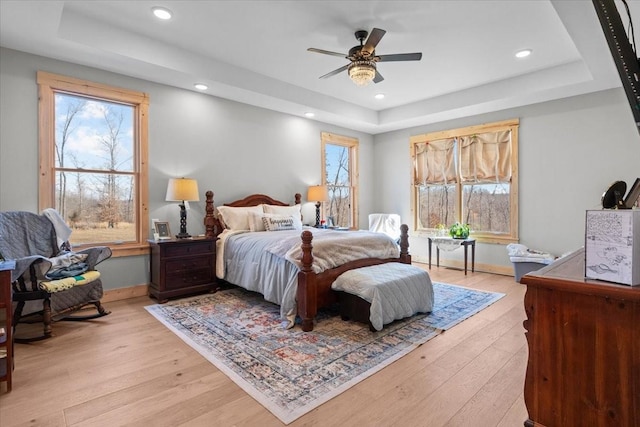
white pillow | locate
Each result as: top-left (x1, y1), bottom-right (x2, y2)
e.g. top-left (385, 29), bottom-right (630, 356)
top-left (248, 211), bottom-right (267, 232)
top-left (217, 205), bottom-right (264, 230)
top-left (262, 215), bottom-right (296, 231)
top-left (263, 204), bottom-right (303, 229)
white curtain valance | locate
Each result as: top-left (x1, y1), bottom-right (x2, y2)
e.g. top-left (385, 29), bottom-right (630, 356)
top-left (459, 130), bottom-right (511, 183)
top-left (414, 138), bottom-right (457, 185)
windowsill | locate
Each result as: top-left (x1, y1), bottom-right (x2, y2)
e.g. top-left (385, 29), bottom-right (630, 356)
top-left (71, 242), bottom-right (150, 258)
top-left (413, 229), bottom-right (517, 245)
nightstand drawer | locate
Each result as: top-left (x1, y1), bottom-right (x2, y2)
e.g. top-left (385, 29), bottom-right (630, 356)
top-left (165, 268), bottom-right (213, 289)
top-left (165, 256), bottom-right (212, 273)
top-left (163, 241), bottom-right (213, 258)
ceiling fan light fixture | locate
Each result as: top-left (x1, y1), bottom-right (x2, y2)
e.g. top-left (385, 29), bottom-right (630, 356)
top-left (348, 61), bottom-right (376, 86)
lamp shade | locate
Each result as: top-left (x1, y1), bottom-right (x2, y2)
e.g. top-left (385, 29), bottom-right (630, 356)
top-left (307, 185), bottom-right (329, 202)
top-left (165, 178), bottom-right (200, 202)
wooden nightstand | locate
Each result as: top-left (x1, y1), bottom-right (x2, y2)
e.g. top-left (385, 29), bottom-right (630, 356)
top-left (148, 237), bottom-right (217, 302)
top-left (0, 260), bottom-right (16, 393)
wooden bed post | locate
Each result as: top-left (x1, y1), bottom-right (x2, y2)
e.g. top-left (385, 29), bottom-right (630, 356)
top-left (204, 190), bottom-right (216, 238)
top-left (297, 230), bottom-right (317, 332)
top-left (399, 224), bottom-right (411, 264)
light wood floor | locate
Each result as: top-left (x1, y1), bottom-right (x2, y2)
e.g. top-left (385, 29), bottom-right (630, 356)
top-left (0, 265), bottom-right (529, 427)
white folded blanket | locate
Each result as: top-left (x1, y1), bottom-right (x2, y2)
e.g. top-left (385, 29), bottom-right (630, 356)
top-left (506, 243), bottom-right (555, 262)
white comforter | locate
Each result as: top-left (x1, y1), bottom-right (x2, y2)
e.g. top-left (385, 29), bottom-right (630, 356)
top-left (265, 228), bottom-right (400, 273)
top-left (216, 227), bottom-right (401, 327)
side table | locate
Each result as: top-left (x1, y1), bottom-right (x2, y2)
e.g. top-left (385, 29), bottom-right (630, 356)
top-left (0, 260), bottom-right (16, 392)
top-left (148, 237), bottom-right (217, 303)
top-left (427, 237), bottom-right (476, 275)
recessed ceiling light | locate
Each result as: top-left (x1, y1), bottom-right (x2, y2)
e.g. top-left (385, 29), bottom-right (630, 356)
top-left (374, 93), bottom-right (385, 100)
top-left (304, 112), bottom-right (315, 118)
top-left (152, 7), bottom-right (172, 20)
top-left (515, 49), bottom-right (532, 58)
top-left (194, 83), bottom-right (208, 90)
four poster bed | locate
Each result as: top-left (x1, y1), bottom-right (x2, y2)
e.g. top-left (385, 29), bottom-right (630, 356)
top-left (203, 190), bottom-right (411, 331)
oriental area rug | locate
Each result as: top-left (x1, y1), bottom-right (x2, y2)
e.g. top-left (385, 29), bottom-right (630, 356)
top-left (145, 282), bottom-right (504, 424)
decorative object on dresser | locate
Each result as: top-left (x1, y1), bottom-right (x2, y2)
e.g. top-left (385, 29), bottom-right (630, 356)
top-left (165, 177), bottom-right (200, 238)
top-left (520, 248), bottom-right (640, 427)
top-left (0, 210), bottom-right (111, 342)
top-left (0, 259), bottom-right (15, 392)
top-left (585, 209), bottom-right (639, 286)
top-left (307, 185), bottom-right (329, 227)
top-left (204, 191), bottom-right (411, 331)
top-left (145, 281), bottom-right (504, 424)
top-left (153, 221), bottom-right (171, 239)
top-left (148, 237), bottom-right (217, 302)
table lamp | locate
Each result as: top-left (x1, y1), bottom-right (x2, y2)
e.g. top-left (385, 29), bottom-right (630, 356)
top-left (166, 178), bottom-right (200, 238)
top-left (307, 185), bottom-right (329, 227)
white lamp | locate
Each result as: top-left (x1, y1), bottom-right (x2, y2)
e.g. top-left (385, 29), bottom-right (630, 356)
top-left (166, 178), bottom-right (200, 238)
top-left (307, 185), bottom-right (329, 227)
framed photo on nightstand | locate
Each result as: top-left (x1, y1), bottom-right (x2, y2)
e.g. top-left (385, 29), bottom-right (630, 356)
top-left (154, 221), bottom-right (172, 239)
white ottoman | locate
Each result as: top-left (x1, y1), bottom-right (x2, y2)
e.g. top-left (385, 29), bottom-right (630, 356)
top-left (331, 262), bottom-right (434, 331)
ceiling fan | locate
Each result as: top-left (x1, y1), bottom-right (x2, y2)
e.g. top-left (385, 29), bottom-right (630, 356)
top-left (308, 28), bottom-right (422, 86)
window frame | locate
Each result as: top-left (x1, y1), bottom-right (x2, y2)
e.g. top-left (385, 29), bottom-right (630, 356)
top-left (321, 132), bottom-right (359, 229)
top-left (38, 71), bottom-right (149, 257)
top-left (410, 119), bottom-right (519, 244)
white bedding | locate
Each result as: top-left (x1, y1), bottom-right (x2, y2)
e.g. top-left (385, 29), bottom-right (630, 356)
top-left (216, 227), bottom-right (401, 327)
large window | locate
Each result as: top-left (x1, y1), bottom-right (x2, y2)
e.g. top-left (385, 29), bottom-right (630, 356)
top-left (411, 119), bottom-right (519, 243)
top-left (38, 72), bottom-right (149, 256)
top-left (321, 132), bottom-right (359, 228)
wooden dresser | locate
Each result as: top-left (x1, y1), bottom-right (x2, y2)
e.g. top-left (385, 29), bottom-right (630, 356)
top-left (148, 237), bottom-right (217, 303)
top-left (520, 248), bottom-right (640, 427)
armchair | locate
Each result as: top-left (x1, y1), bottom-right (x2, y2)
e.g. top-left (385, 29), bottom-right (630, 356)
top-left (0, 210), bottom-right (111, 342)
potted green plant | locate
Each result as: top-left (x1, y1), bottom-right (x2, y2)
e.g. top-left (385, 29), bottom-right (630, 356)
top-left (449, 222), bottom-right (470, 239)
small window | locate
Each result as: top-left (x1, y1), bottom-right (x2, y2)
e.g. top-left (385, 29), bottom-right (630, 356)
top-left (38, 72), bottom-right (149, 256)
top-left (321, 132), bottom-right (359, 228)
top-left (411, 119), bottom-right (519, 243)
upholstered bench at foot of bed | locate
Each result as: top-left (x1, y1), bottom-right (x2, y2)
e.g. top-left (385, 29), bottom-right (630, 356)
top-left (331, 263), bottom-right (434, 331)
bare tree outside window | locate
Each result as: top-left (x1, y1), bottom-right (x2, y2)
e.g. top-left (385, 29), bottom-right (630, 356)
top-left (39, 71), bottom-right (149, 256)
top-left (53, 95), bottom-right (136, 244)
top-left (411, 119), bottom-right (519, 243)
top-left (321, 132), bottom-right (358, 229)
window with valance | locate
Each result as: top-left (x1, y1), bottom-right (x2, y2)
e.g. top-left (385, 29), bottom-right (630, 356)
top-left (411, 119), bottom-right (519, 243)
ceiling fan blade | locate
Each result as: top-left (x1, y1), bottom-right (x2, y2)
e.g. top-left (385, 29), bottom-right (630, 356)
top-left (362, 28), bottom-right (386, 55)
top-left (374, 70), bottom-right (384, 84)
top-left (377, 52), bottom-right (423, 62)
top-left (308, 48), bottom-right (347, 58)
top-left (319, 64), bottom-right (349, 79)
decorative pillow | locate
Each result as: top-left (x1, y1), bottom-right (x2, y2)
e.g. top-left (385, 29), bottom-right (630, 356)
top-left (262, 204), bottom-right (303, 229)
top-left (262, 215), bottom-right (296, 231)
top-left (248, 211), bottom-right (268, 232)
top-left (217, 205), bottom-right (264, 230)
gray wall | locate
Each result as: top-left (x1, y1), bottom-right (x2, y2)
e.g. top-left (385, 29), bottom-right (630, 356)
top-left (373, 89), bottom-right (640, 269)
top-left (0, 47), bottom-right (374, 290)
top-left (2, 46), bottom-right (639, 286)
